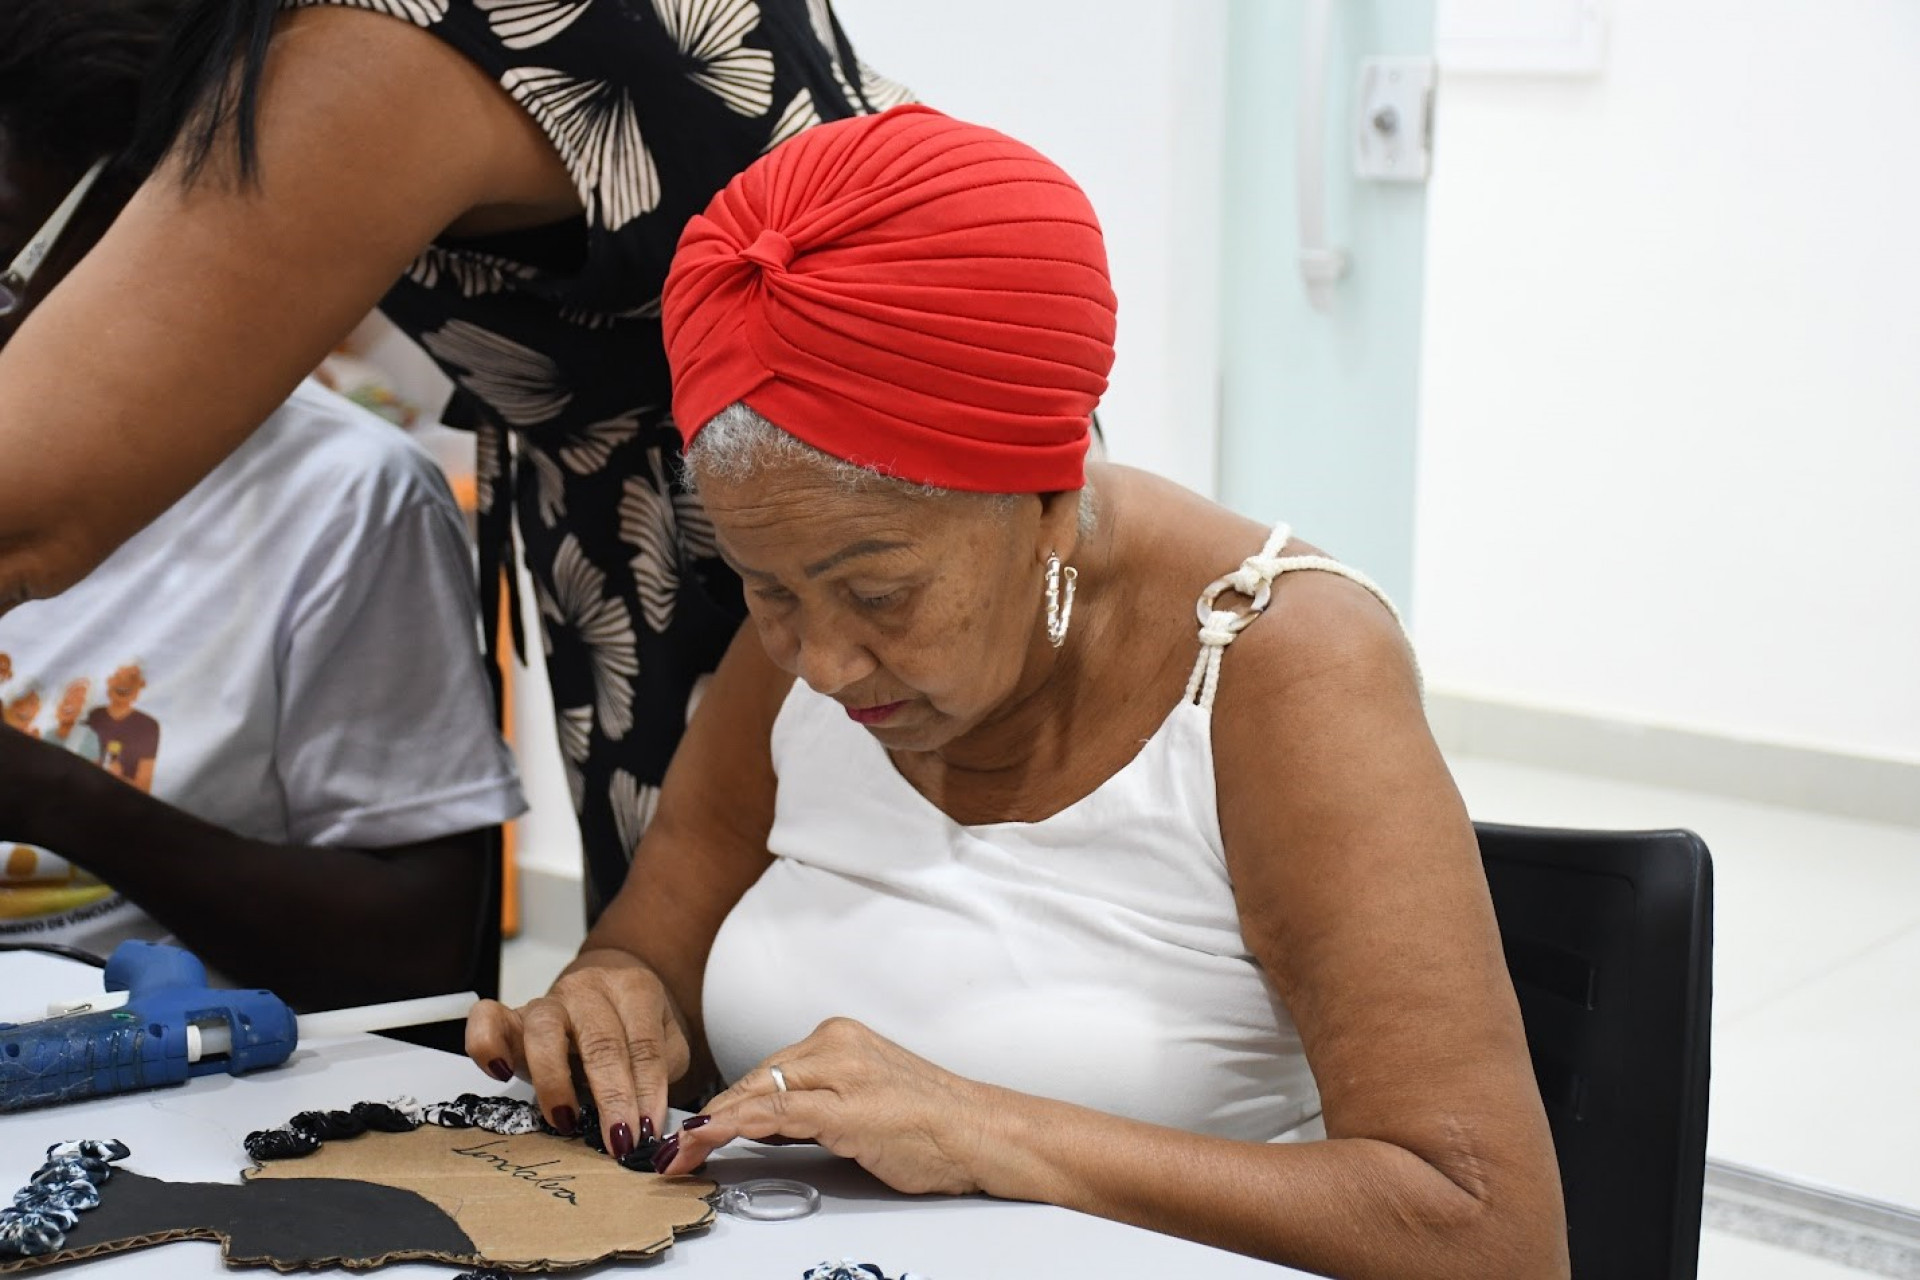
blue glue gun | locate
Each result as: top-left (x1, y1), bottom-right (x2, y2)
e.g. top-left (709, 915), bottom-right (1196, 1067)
top-left (0, 940), bottom-right (297, 1113)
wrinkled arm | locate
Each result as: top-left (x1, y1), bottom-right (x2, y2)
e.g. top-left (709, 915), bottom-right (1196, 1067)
top-left (1, 724), bottom-right (487, 1009)
top-left (466, 626), bottom-right (792, 1146)
top-left (0, 5), bottom-right (577, 613)
top-left (980, 574), bottom-right (1568, 1276)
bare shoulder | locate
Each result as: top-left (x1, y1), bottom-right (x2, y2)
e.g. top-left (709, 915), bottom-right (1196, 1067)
top-left (1095, 463), bottom-right (1273, 583)
top-left (1221, 555), bottom-right (1417, 710)
top-left (1207, 548), bottom-right (1431, 823)
top-left (1134, 464), bottom-right (1443, 883)
top-left (1095, 464), bottom-right (1415, 702)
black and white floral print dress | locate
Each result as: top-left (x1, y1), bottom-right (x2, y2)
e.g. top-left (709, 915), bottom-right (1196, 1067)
top-left (285, 0), bottom-right (912, 919)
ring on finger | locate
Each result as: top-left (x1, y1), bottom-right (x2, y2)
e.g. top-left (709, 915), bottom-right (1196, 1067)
top-left (769, 1065), bottom-right (789, 1093)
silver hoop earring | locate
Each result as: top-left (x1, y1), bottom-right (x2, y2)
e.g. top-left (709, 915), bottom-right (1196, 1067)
top-left (1045, 553), bottom-right (1078, 649)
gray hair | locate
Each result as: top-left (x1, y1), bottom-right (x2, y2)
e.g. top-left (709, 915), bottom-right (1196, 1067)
top-left (682, 402), bottom-right (1096, 535)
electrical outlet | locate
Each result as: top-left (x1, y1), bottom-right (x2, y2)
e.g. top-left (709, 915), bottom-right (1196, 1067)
top-left (1355, 57), bottom-right (1436, 182)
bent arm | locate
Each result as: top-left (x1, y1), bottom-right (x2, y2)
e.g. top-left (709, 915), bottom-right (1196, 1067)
top-left (580, 635), bottom-right (793, 1061)
top-left (0, 5), bottom-right (577, 612)
top-left (898, 574), bottom-right (1566, 1277)
top-left (1, 725), bottom-right (488, 1009)
top-left (467, 626), bottom-right (791, 1142)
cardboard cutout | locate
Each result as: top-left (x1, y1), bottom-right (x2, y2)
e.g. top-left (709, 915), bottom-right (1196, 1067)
top-left (1, 1126), bottom-right (714, 1273)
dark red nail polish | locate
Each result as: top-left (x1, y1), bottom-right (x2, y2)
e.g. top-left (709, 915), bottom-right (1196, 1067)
top-left (638, 1115), bottom-right (657, 1142)
top-left (650, 1134), bottom-right (681, 1175)
top-left (680, 1114), bottom-right (712, 1132)
top-left (487, 1058), bottom-right (513, 1082)
top-left (609, 1122), bottom-right (634, 1160)
top-left (552, 1106), bottom-right (578, 1136)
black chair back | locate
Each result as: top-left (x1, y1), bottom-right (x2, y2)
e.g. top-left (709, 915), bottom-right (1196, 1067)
top-left (1476, 823), bottom-right (1714, 1280)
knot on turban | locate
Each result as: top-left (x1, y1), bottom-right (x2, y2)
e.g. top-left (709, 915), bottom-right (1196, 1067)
top-left (739, 229), bottom-right (795, 274)
top-left (663, 105), bottom-right (1118, 493)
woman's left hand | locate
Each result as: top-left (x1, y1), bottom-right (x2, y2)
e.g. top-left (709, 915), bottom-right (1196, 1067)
top-left (655, 1017), bottom-right (994, 1195)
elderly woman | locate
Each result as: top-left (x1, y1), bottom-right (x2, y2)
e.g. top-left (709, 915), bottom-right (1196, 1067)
top-left (469, 107), bottom-right (1567, 1276)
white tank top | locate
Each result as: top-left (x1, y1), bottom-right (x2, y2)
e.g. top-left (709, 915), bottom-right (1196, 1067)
top-left (702, 525), bottom-right (1402, 1140)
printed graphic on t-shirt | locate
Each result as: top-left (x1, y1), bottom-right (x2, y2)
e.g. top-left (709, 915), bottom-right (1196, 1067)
top-left (0, 657), bottom-right (161, 923)
top-left (87, 663), bottom-right (162, 791)
top-left (0, 382), bottom-right (528, 961)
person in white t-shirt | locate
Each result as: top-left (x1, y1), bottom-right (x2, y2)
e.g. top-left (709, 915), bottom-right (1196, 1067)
top-left (0, 2), bottom-right (526, 1008)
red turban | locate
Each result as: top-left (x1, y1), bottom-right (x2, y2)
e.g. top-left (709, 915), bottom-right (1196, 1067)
top-left (662, 105), bottom-right (1117, 493)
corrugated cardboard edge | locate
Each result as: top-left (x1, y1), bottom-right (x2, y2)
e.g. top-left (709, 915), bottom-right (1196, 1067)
top-left (240, 1126), bottom-right (718, 1270)
top-left (0, 1200), bottom-right (716, 1274)
top-left (220, 1193), bottom-right (718, 1273)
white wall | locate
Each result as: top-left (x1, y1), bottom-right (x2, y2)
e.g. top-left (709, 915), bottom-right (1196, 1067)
top-left (832, 0), bottom-right (1228, 498)
top-left (1414, 0), bottom-right (1920, 762)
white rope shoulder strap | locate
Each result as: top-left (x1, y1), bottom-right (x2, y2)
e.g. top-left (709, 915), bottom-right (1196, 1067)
top-left (1184, 522), bottom-right (1416, 711)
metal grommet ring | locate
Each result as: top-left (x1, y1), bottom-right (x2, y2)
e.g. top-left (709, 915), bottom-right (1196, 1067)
top-left (769, 1065), bottom-right (789, 1093)
top-left (1194, 574), bottom-right (1272, 628)
top-left (714, 1177), bottom-right (821, 1221)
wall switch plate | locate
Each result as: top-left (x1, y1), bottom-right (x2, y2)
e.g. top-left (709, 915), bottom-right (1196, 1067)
top-left (1355, 56), bottom-right (1436, 182)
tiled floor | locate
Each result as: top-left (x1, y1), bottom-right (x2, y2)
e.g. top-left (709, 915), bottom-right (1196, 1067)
top-left (1699, 1228), bottom-right (1882, 1280)
top-left (503, 749), bottom-right (1920, 1277)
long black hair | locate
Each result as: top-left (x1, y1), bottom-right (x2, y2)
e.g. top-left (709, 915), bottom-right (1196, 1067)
top-left (127, 0), bottom-right (281, 184)
top-left (0, 0), bottom-right (187, 175)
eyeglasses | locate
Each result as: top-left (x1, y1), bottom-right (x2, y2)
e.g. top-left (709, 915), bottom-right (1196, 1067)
top-left (0, 158), bottom-right (111, 319)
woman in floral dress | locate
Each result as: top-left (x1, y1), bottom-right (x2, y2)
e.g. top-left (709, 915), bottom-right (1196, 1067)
top-left (0, 0), bottom-right (910, 920)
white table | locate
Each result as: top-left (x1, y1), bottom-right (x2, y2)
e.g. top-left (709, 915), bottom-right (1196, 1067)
top-left (1, 954), bottom-right (1300, 1278)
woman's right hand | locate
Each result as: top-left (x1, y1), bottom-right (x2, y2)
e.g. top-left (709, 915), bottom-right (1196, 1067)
top-left (465, 947), bottom-right (692, 1160)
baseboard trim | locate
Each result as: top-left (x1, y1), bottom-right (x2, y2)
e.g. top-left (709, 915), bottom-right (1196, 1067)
top-left (1426, 692), bottom-right (1920, 828)
top-left (1704, 1158), bottom-right (1920, 1276)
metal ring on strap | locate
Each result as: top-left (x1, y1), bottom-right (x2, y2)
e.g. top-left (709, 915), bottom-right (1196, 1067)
top-left (1194, 575), bottom-right (1273, 632)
